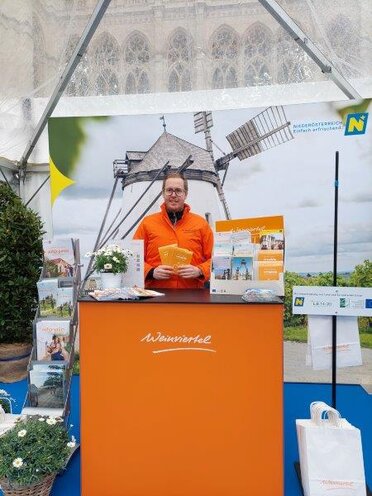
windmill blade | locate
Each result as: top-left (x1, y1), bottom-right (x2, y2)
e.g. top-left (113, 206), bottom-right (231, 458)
top-left (194, 111), bottom-right (213, 134)
top-left (224, 106), bottom-right (293, 163)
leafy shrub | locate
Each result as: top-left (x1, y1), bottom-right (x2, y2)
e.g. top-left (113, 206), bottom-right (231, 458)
top-left (0, 183), bottom-right (44, 344)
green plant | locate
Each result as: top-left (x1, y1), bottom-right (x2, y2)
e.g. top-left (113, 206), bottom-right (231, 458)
top-left (0, 416), bottom-right (76, 487)
top-left (284, 272), bottom-right (308, 327)
top-left (87, 244), bottom-right (133, 274)
top-left (0, 183), bottom-right (44, 344)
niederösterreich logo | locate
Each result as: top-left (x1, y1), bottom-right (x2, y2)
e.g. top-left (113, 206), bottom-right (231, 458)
top-left (344, 112), bottom-right (369, 136)
top-left (140, 332), bottom-right (216, 354)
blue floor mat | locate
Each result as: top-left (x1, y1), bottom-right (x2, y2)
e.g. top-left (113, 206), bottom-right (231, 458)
top-left (1, 378), bottom-right (370, 496)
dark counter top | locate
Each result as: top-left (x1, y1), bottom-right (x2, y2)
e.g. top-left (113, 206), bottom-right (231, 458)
top-left (79, 288), bottom-right (283, 305)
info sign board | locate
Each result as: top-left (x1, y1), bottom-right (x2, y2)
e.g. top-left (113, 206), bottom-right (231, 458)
top-left (292, 286), bottom-right (372, 317)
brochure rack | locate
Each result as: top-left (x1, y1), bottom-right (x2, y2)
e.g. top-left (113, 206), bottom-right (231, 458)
top-left (22, 239), bottom-right (81, 421)
top-left (210, 215), bottom-right (285, 296)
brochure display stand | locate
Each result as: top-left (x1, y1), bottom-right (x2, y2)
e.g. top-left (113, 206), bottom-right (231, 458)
top-left (79, 290), bottom-right (284, 496)
top-left (22, 238), bottom-right (81, 419)
top-left (211, 215), bottom-right (285, 296)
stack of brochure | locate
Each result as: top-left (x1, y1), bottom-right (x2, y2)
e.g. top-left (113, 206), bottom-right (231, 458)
top-left (158, 244), bottom-right (193, 267)
top-left (89, 287), bottom-right (164, 301)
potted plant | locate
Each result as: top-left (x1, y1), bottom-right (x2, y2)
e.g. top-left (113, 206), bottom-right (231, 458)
top-left (0, 183), bottom-right (44, 382)
top-left (87, 244), bottom-right (133, 289)
top-left (0, 415), bottom-right (76, 495)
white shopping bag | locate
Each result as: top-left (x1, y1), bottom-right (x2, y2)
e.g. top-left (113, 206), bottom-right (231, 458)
top-left (296, 401), bottom-right (366, 496)
top-left (308, 315), bottom-right (362, 370)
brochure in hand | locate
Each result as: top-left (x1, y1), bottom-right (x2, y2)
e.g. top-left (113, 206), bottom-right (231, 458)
top-left (158, 244), bottom-right (193, 267)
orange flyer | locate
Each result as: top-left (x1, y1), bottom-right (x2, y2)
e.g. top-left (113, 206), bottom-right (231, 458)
top-left (257, 261), bottom-right (283, 280)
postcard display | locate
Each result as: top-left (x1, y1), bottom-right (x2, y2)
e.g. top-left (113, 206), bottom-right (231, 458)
top-left (210, 215), bottom-right (285, 296)
top-left (23, 238), bottom-right (80, 418)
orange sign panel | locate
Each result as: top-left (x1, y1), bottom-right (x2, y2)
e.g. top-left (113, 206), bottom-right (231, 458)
top-left (80, 300), bottom-right (283, 496)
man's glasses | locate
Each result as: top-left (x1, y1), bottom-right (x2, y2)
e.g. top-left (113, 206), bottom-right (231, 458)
top-left (164, 188), bottom-right (185, 197)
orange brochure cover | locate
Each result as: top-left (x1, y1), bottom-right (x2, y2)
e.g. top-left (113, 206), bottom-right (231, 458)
top-left (170, 247), bottom-right (193, 267)
top-left (159, 245), bottom-right (193, 267)
top-left (257, 250), bottom-right (284, 262)
top-left (216, 215), bottom-right (284, 244)
top-left (257, 261), bottom-right (283, 281)
top-left (159, 244), bottom-right (178, 265)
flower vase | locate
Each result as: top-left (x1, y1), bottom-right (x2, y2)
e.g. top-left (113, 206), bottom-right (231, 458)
top-left (100, 272), bottom-right (122, 289)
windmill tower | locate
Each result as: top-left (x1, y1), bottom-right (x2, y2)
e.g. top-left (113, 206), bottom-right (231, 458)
top-left (113, 127), bottom-right (226, 242)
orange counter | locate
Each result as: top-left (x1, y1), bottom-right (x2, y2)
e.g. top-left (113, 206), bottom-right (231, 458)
top-left (80, 290), bottom-right (283, 496)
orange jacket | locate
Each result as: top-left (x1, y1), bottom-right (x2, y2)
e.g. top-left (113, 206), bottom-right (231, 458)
top-left (133, 203), bottom-right (214, 289)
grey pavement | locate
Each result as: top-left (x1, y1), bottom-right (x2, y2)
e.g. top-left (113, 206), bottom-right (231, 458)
top-left (284, 341), bottom-right (372, 393)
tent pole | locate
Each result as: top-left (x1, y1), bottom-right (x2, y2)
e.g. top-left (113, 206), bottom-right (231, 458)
top-left (18, 0), bottom-right (112, 173)
top-left (257, 0), bottom-right (361, 100)
top-left (331, 151), bottom-right (339, 409)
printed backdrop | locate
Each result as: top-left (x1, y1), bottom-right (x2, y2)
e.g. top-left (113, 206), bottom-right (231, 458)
top-left (48, 100), bottom-right (372, 276)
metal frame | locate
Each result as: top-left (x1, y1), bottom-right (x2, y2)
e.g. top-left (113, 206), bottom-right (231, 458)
top-left (18, 0), bottom-right (112, 174)
top-left (257, 0), bottom-right (361, 100)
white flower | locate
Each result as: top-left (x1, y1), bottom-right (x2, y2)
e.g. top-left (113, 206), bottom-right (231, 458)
top-left (38, 417), bottom-right (45, 422)
top-left (0, 389), bottom-right (9, 396)
top-left (46, 417), bottom-right (57, 425)
top-left (112, 257), bottom-right (119, 263)
top-left (67, 440), bottom-right (76, 448)
top-left (85, 251), bottom-right (92, 257)
top-left (18, 429), bottom-right (27, 438)
top-left (12, 458), bottom-right (23, 468)
top-left (104, 263), bottom-right (112, 270)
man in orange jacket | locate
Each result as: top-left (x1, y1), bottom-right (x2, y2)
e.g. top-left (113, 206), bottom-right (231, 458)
top-left (133, 173), bottom-right (214, 289)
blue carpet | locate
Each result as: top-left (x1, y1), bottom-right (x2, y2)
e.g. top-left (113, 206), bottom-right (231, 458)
top-left (1, 378), bottom-right (370, 495)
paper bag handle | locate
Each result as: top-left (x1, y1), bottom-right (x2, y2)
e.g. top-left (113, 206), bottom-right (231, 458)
top-left (310, 401), bottom-right (342, 427)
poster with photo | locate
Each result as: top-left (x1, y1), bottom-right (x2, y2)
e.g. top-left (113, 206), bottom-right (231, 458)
top-left (47, 101), bottom-right (371, 288)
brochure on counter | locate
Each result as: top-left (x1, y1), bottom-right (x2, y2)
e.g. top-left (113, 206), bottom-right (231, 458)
top-left (89, 287), bottom-right (165, 301)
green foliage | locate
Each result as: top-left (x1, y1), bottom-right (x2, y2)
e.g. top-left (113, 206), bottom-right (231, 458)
top-left (48, 116), bottom-right (109, 177)
top-left (310, 271), bottom-right (348, 287)
top-left (72, 352), bottom-right (80, 375)
top-left (284, 272), bottom-right (307, 327)
top-left (350, 260), bottom-right (372, 287)
top-left (0, 416), bottom-right (75, 486)
top-left (350, 260), bottom-right (372, 331)
top-left (283, 326), bottom-right (308, 343)
top-left (0, 183), bottom-right (44, 344)
top-left (43, 260), bottom-right (59, 278)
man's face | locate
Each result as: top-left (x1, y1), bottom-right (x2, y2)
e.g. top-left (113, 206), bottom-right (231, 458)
top-left (163, 178), bottom-right (187, 212)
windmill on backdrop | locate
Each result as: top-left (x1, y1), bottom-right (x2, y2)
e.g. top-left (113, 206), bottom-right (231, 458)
top-left (83, 106), bottom-right (294, 284)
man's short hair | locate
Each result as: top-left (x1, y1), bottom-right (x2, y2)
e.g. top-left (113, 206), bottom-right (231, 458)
top-left (162, 172), bottom-right (188, 193)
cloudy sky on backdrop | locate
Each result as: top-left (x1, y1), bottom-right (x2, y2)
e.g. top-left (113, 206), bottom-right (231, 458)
top-left (51, 101), bottom-right (372, 274)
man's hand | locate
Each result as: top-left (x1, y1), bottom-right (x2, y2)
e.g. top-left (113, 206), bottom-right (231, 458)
top-left (177, 265), bottom-right (203, 279)
top-left (153, 265), bottom-right (175, 280)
